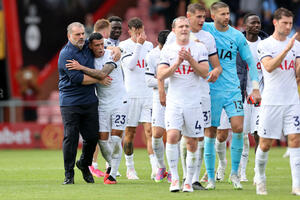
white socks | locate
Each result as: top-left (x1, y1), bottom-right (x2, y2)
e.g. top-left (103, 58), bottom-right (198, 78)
top-left (289, 147), bottom-right (300, 189)
top-left (149, 154), bottom-right (158, 173)
top-left (180, 137), bottom-right (187, 179)
top-left (240, 133), bottom-right (249, 174)
top-left (192, 140), bottom-right (204, 183)
top-left (110, 136), bottom-right (122, 179)
top-left (125, 154), bottom-right (135, 170)
top-left (152, 137), bottom-right (166, 168)
top-left (215, 139), bottom-right (227, 168)
top-left (98, 140), bottom-right (112, 166)
top-left (255, 146), bottom-right (268, 183)
top-left (185, 150), bottom-right (197, 186)
top-left (166, 143), bottom-right (179, 181)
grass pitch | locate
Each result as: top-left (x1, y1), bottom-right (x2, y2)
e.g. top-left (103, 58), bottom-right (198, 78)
top-left (0, 147), bottom-right (297, 200)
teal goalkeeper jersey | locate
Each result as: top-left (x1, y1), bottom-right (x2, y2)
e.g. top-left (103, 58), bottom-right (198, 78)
top-left (203, 22), bottom-right (258, 92)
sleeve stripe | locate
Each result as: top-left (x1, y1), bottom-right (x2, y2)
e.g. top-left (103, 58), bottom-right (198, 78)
top-left (259, 55), bottom-right (272, 61)
top-left (198, 59), bottom-right (208, 63)
top-left (106, 61), bottom-right (117, 68)
top-left (159, 62), bottom-right (170, 66)
top-left (145, 72), bottom-right (155, 76)
top-left (121, 54), bottom-right (132, 61)
top-left (296, 56), bottom-right (300, 58)
top-left (208, 52), bottom-right (218, 57)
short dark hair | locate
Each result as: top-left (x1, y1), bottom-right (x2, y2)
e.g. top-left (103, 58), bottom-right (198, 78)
top-left (108, 16), bottom-right (122, 23)
top-left (158, 30), bottom-right (170, 46)
top-left (88, 32), bottom-right (103, 43)
top-left (128, 17), bottom-right (143, 29)
top-left (210, 2), bottom-right (229, 14)
top-left (243, 13), bottom-right (257, 24)
top-left (187, 3), bottom-right (206, 14)
top-left (273, 7), bottom-right (294, 20)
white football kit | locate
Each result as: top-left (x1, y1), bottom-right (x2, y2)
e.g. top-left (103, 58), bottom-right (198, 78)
top-left (243, 37), bottom-right (263, 134)
top-left (166, 30), bottom-right (217, 128)
top-left (257, 36), bottom-right (300, 139)
top-left (160, 40), bottom-right (208, 137)
top-left (145, 46), bottom-right (168, 128)
top-left (119, 39), bottom-right (153, 126)
top-left (95, 50), bottom-right (128, 132)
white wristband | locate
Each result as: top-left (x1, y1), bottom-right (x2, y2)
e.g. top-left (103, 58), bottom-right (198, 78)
top-left (252, 80), bottom-right (259, 90)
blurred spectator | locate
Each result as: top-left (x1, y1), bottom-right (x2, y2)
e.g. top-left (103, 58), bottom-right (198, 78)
top-left (239, 0), bottom-right (262, 17)
top-left (84, 13), bottom-right (94, 38)
top-left (262, 0), bottom-right (277, 34)
top-left (17, 66), bottom-right (39, 121)
top-left (149, 0), bottom-right (186, 29)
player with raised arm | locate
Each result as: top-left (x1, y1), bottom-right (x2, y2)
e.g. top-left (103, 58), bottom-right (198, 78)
top-left (158, 16), bottom-right (209, 192)
top-left (202, 2), bottom-right (261, 190)
top-left (255, 8), bottom-right (300, 196)
top-left (145, 30), bottom-right (171, 182)
top-left (119, 17), bottom-right (154, 180)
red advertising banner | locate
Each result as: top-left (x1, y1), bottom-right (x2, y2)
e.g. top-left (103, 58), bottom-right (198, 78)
top-left (0, 123), bottom-right (148, 149)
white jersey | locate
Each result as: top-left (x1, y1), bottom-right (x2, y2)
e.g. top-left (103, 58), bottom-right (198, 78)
top-left (95, 49), bottom-right (127, 109)
top-left (246, 37), bottom-right (263, 95)
top-left (160, 40), bottom-right (208, 107)
top-left (104, 38), bottom-right (120, 47)
top-left (165, 30), bottom-right (216, 97)
top-left (119, 38), bottom-right (153, 98)
top-left (257, 36), bottom-right (300, 105)
top-left (145, 46), bottom-right (168, 101)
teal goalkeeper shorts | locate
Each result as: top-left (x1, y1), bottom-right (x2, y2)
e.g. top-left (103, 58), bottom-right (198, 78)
top-left (210, 89), bottom-right (244, 127)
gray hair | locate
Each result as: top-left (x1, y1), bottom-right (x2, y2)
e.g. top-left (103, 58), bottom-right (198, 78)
top-left (67, 22), bottom-right (84, 34)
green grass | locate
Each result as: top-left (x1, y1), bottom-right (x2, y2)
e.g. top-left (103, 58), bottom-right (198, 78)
top-left (0, 147), bottom-right (297, 200)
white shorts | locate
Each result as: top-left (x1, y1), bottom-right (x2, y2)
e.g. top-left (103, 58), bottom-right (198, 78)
top-left (258, 104), bottom-right (300, 139)
top-left (218, 109), bottom-right (231, 130)
top-left (165, 104), bottom-right (204, 138)
top-left (201, 96), bottom-right (211, 128)
top-left (152, 100), bottom-right (165, 129)
top-left (243, 102), bottom-right (260, 134)
top-left (99, 101), bottom-right (129, 132)
top-left (127, 97), bottom-right (152, 127)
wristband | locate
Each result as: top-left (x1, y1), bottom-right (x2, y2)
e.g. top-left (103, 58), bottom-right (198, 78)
top-left (252, 80), bottom-right (259, 90)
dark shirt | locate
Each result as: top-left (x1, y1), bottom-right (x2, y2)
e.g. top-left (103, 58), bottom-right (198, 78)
top-left (58, 40), bottom-right (98, 106)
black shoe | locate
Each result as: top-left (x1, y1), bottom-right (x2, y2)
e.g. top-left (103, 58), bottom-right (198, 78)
top-left (63, 177), bottom-right (74, 185)
top-left (192, 181), bottom-right (207, 190)
top-left (76, 160), bottom-right (94, 183)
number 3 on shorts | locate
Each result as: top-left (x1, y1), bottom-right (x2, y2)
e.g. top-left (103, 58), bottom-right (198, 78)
top-left (294, 116), bottom-right (300, 127)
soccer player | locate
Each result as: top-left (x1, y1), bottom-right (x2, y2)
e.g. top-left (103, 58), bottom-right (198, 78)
top-left (119, 17), bottom-right (154, 180)
top-left (106, 16), bottom-right (123, 47)
top-left (158, 16), bottom-right (209, 192)
top-left (165, 3), bottom-right (222, 190)
top-left (202, 2), bottom-right (261, 190)
top-left (94, 19), bottom-right (111, 39)
top-left (145, 30), bottom-right (171, 182)
top-left (239, 13), bottom-right (268, 182)
top-left (255, 7), bottom-right (300, 195)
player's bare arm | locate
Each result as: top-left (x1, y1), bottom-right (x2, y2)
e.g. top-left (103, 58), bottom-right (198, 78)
top-left (158, 78), bottom-right (166, 106)
top-left (296, 57), bottom-right (300, 79)
top-left (81, 74), bottom-right (102, 85)
top-left (157, 56), bottom-right (183, 80)
top-left (66, 59), bottom-right (114, 80)
top-left (98, 76), bottom-right (112, 86)
top-left (106, 46), bottom-right (121, 61)
top-left (181, 48), bottom-right (209, 78)
top-left (207, 54), bottom-right (222, 82)
top-left (262, 33), bottom-right (298, 73)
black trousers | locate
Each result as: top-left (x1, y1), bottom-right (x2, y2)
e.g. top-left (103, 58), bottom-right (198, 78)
top-left (60, 102), bottom-right (99, 178)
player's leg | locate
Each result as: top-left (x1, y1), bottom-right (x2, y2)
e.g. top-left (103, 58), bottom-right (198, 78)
top-left (285, 104), bottom-right (300, 195)
top-left (193, 96), bottom-right (210, 189)
top-left (180, 136), bottom-right (187, 182)
top-left (225, 90), bottom-right (244, 189)
top-left (141, 97), bottom-right (156, 180)
top-left (204, 90), bottom-right (224, 189)
top-left (151, 100), bottom-right (168, 182)
top-left (240, 133), bottom-right (249, 182)
top-left (215, 128), bottom-right (229, 182)
top-left (124, 98), bottom-right (140, 179)
top-left (165, 105), bottom-right (183, 192)
top-left (255, 105), bottom-right (284, 195)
